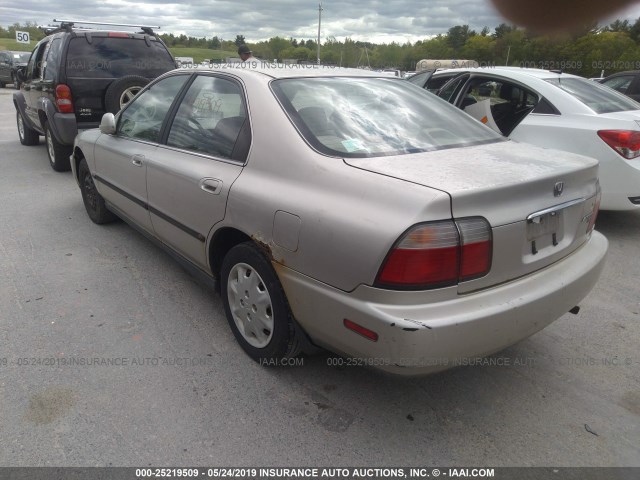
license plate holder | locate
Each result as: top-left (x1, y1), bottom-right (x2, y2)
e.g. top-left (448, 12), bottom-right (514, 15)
top-left (527, 211), bottom-right (560, 241)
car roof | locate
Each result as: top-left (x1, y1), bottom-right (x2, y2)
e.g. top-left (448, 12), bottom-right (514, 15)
top-left (433, 66), bottom-right (580, 81)
top-left (602, 70), bottom-right (640, 78)
top-left (183, 65), bottom-right (396, 80)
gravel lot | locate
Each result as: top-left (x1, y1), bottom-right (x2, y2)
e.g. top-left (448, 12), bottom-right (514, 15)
top-left (0, 88), bottom-right (638, 468)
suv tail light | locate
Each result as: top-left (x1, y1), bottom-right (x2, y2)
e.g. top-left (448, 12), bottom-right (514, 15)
top-left (55, 84), bottom-right (74, 114)
top-left (375, 217), bottom-right (492, 290)
top-left (597, 130), bottom-right (640, 159)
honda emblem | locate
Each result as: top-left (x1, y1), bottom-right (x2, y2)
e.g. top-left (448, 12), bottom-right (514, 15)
top-left (554, 182), bottom-right (564, 197)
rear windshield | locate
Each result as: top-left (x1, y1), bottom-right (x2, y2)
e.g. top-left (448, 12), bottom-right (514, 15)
top-left (271, 77), bottom-right (503, 158)
top-left (66, 36), bottom-right (176, 79)
top-left (545, 77), bottom-right (640, 114)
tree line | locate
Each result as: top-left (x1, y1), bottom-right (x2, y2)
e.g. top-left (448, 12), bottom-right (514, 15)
top-left (3, 19), bottom-right (640, 77)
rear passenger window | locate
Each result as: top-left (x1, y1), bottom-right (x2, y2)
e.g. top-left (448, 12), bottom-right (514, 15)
top-left (167, 75), bottom-right (247, 160)
top-left (601, 75), bottom-right (634, 94)
top-left (43, 38), bottom-right (62, 81)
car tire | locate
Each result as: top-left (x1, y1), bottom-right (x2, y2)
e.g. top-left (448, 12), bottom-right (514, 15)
top-left (221, 242), bottom-right (301, 363)
top-left (78, 158), bottom-right (117, 224)
top-left (16, 111), bottom-right (39, 146)
top-left (104, 76), bottom-right (150, 113)
top-left (44, 121), bottom-right (72, 172)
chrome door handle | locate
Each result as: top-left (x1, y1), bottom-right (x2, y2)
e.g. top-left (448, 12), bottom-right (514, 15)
top-left (131, 154), bottom-right (145, 167)
top-left (199, 178), bottom-right (222, 195)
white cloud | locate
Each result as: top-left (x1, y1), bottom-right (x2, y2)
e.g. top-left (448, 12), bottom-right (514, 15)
top-left (3, 0), bottom-right (640, 43)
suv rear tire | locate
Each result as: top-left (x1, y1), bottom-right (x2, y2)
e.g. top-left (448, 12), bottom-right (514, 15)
top-left (105, 76), bottom-right (150, 113)
top-left (44, 121), bottom-right (72, 172)
top-left (16, 111), bottom-right (39, 146)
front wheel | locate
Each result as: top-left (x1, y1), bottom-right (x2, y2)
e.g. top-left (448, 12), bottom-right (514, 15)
top-left (44, 121), bottom-right (71, 172)
top-left (78, 159), bottom-right (117, 224)
top-left (221, 242), bottom-right (301, 363)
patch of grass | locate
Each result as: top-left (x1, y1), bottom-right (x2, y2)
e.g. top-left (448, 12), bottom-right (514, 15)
top-left (0, 39), bottom-right (35, 52)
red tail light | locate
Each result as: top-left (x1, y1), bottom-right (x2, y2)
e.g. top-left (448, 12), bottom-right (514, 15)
top-left (598, 130), bottom-right (640, 159)
top-left (55, 84), bottom-right (74, 113)
top-left (458, 218), bottom-right (493, 281)
top-left (375, 218), bottom-right (492, 290)
top-left (108, 32), bottom-right (129, 38)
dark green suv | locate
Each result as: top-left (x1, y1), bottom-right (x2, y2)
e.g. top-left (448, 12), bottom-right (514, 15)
top-left (13, 21), bottom-right (177, 171)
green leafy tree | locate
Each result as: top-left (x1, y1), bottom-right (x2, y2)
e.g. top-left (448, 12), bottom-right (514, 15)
top-left (447, 25), bottom-right (476, 51)
top-left (462, 35), bottom-right (497, 63)
top-left (493, 23), bottom-right (515, 39)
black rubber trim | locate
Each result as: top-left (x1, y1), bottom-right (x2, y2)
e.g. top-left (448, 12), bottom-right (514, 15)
top-left (147, 205), bottom-right (206, 242)
top-left (94, 174), bottom-right (205, 242)
top-left (94, 174), bottom-right (146, 208)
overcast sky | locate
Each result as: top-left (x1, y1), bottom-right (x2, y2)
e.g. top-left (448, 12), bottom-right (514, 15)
top-left (2, 0), bottom-right (640, 44)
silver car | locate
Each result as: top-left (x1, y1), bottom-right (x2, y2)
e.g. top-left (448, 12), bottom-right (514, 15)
top-left (71, 66), bottom-right (608, 375)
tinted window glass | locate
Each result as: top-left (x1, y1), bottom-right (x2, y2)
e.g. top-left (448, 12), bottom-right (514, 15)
top-left (545, 77), bottom-right (640, 113)
top-left (66, 37), bottom-right (175, 79)
top-left (14, 52), bottom-right (31, 63)
top-left (43, 38), bottom-right (62, 81)
top-left (601, 75), bottom-right (635, 93)
top-left (118, 74), bottom-right (189, 142)
top-left (425, 73), bottom-right (458, 93)
top-left (27, 42), bottom-right (47, 79)
top-left (406, 71), bottom-right (432, 88)
top-left (272, 77), bottom-right (502, 159)
top-left (437, 75), bottom-right (468, 102)
top-left (167, 75), bottom-right (247, 159)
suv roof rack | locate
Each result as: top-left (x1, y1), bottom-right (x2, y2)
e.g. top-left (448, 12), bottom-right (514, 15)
top-left (50, 19), bottom-right (161, 35)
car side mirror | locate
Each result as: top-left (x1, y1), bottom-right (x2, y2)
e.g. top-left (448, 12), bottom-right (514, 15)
top-left (16, 67), bottom-right (26, 82)
top-left (99, 113), bottom-right (116, 134)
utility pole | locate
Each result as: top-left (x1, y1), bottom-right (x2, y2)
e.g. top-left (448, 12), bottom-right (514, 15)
top-left (317, 2), bottom-right (323, 65)
top-left (505, 45), bottom-right (511, 66)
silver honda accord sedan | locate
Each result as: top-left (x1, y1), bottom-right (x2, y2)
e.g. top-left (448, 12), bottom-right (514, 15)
top-left (71, 66), bottom-right (608, 375)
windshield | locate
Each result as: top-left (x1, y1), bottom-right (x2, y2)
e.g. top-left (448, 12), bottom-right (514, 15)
top-left (272, 77), bottom-right (503, 158)
top-left (545, 77), bottom-right (640, 114)
top-left (13, 52), bottom-right (30, 62)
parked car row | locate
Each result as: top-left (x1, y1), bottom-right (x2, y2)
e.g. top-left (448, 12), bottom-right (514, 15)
top-left (409, 67), bottom-right (640, 211)
top-left (11, 27), bottom-right (613, 374)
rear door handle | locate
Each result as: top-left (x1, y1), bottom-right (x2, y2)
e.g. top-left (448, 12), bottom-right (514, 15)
top-left (131, 154), bottom-right (145, 167)
top-left (199, 178), bottom-right (222, 195)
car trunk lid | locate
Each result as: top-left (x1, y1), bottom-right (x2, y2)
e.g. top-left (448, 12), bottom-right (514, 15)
top-left (345, 140), bottom-right (600, 292)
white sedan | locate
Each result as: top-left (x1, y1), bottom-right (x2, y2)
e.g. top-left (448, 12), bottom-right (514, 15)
top-left (411, 67), bottom-right (640, 210)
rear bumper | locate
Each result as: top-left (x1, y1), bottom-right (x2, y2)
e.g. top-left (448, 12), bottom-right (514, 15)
top-left (277, 231), bottom-right (608, 376)
top-left (42, 100), bottom-right (78, 145)
top-left (599, 155), bottom-right (640, 210)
